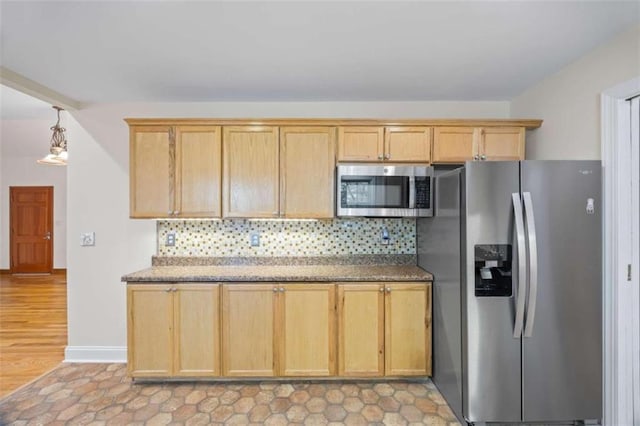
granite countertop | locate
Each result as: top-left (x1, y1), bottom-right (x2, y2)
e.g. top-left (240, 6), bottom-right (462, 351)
top-left (122, 255), bottom-right (432, 283)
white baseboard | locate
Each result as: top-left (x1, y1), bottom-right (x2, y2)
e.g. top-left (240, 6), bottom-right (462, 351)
top-left (64, 346), bottom-right (127, 363)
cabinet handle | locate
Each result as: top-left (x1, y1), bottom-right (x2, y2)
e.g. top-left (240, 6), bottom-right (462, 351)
top-left (167, 211), bottom-right (173, 216)
top-left (384, 154), bottom-right (390, 160)
top-left (386, 287), bottom-right (391, 293)
top-left (164, 288), bottom-right (172, 292)
top-left (480, 155), bottom-right (486, 161)
top-left (273, 288), bottom-right (278, 293)
top-left (379, 287), bottom-right (385, 292)
top-left (279, 287), bottom-right (285, 292)
top-left (473, 155), bottom-right (480, 161)
top-left (174, 210), bottom-right (180, 215)
top-left (172, 288), bottom-right (178, 292)
top-left (378, 154), bottom-right (383, 160)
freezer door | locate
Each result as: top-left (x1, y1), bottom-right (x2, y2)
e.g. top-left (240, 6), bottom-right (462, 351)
top-left (521, 161), bottom-right (602, 422)
top-left (462, 161), bottom-right (521, 422)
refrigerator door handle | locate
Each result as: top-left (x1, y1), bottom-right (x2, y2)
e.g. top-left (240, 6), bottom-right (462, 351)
top-left (522, 192), bottom-right (538, 337)
top-left (512, 193), bottom-right (527, 338)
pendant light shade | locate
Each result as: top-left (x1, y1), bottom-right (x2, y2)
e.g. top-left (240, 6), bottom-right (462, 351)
top-left (37, 106), bottom-right (68, 166)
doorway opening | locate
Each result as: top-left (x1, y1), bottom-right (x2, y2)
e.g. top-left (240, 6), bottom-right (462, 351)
top-left (9, 186), bottom-right (54, 274)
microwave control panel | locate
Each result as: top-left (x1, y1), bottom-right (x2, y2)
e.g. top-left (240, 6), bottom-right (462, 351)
top-left (415, 177), bottom-right (431, 209)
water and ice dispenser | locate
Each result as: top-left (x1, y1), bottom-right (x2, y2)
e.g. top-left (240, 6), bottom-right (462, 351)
top-left (474, 244), bottom-right (512, 297)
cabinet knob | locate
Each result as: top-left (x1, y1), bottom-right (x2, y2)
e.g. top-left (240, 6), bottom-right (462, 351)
top-left (167, 211), bottom-right (173, 216)
top-left (279, 287), bottom-right (285, 292)
top-left (273, 288), bottom-right (278, 293)
top-left (378, 154), bottom-right (383, 160)
top-left (480, 155), bottom-right (486, 161)
top-left (172, 288), bottom-right (178, 292)
top-left (473, 155), bottom-right (480, 161)
top-left (384, 154), bottom-right (390, 160)
top-left (379, 287), bottom-right (385, 292)
top-left (164, 288), bottom-right (172, 292)
top-left (174, 210), bottom-right (180, 215)
top-left (386, 287), bottom-right (391, 293)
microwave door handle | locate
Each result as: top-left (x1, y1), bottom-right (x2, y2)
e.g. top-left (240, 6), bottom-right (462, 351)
top-left (409, 176), bottom-right (415, 208)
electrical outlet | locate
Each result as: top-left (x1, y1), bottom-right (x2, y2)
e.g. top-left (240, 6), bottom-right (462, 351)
top-left (250, 233), bottom-right (260, 247)
top-left (80, 232), bottom-right (95, 246)
top-left (166, 232), bottom-right (176, 246)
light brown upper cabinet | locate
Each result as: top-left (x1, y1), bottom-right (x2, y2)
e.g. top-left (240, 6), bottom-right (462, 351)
top-left (338, 127), bottom-right (384, 162)
top-left (222, 126), bottom-right (280, 218)
top-left (280, 127), bottom-right (336, 218)
top-left (129, 125), bottom-right (222, 218)
top-left (432, 126), bottom-right (525, 163)
top-left (338, 126), bottom-right (432, 163)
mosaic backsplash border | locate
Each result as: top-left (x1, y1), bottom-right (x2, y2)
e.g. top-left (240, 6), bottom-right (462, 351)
top-left (157, 218), bottom-right (416, 257)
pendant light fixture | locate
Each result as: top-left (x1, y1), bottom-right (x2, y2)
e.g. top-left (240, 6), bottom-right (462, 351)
top-left (37, 106), bottom-right (68, 166)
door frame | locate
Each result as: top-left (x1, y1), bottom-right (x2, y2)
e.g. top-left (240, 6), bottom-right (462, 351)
top-left (9, 186), bottom-right (54, 274)
top-left (601, 76), bottom-right (640, 426)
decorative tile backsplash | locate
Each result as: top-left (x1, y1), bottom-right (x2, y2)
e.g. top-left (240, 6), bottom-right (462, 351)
top-left (157, 218), bottom-right (416, 257)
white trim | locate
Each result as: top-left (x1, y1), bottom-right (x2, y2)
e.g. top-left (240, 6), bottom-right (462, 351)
top-left (601, 76), bottom-right (640, 426)
top-left (0, 66), bottom-right (82, 110)
top-left (64, 346), bottom-right (127, 363)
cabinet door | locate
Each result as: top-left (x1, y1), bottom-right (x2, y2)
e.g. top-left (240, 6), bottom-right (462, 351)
top-left (280, 127), bottom-right (336, 218)
top-left (480, 127), bottom-right (525, 161)
top-left (385, 127), bottom-right (432, 163)
top-left (175, 126), bottom-right (222, 217)
top-left (432, 127), bottom-right (478, 163)
top-left (337, 284), bottom-right (384, 376)
top-left (173, 284), bottom-right (220, 377)
top-left (384, 283), bottom-right (432, 376)
top-left (223, 126), bottom-right (279, 217)
top-left (127, 284), bottom-right (173, 377)
top-left (221, 284), bottom-right (277, 376)
top-left (130, 126), bottom-right (173, 218)
top-left (280, 284), bottom-right (336, 376)
top-left (337, 127), bottom-right (384, 162)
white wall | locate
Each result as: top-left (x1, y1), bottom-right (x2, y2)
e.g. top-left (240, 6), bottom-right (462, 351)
top-left (0, 119), bottom-right (67, 269)
top-left (511, 25), bottom-right (640, 159)
top-left (65, 100), bottom-right (509, 360)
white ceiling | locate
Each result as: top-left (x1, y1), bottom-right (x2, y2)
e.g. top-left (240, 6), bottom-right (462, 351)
top-left (0, 1), bottom-right (638, 105)
top-left (0, 85), bottom-right (53, 119)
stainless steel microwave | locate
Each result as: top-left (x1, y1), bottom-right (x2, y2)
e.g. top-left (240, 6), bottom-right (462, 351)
top-left (336, 164), bottom-right (434, 217)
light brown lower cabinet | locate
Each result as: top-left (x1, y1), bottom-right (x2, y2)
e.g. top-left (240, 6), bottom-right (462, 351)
top-left (127, 281), bottom-right (430, 378)
top-left (338, 282), bottom-right (432, 376)
top-left (127, 283), bottom-right (220, 378)
top-left (221, 283), bottom-right (335, 377)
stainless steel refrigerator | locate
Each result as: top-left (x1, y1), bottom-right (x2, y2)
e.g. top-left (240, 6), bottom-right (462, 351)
top-left (417, 161), bottom-right (602, 425)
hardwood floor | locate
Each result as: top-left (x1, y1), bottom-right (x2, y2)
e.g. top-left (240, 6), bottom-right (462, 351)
top-left (0, 273), bottom-right (67, 398)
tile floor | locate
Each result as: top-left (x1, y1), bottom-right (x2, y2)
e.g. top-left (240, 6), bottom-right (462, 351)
top-left (0, 363), bottom-right (460, 425)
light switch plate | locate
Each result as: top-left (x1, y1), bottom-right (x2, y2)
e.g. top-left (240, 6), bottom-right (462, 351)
top-left (250, 233), bottom-right (260, 247)
top-left (81, 232), bottom-right (95, 246)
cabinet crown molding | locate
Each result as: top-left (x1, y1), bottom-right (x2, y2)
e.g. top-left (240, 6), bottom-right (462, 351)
top-left (125, 118), bottom-right (543, 129)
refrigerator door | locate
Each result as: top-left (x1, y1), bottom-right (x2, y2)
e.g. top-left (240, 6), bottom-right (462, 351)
top-left (521, 161), bottom-right (602, 422)
top-left (462, 161), bottom-right (521, 422)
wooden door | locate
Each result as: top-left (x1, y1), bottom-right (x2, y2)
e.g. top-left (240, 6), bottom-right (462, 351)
top-left (223, 126), bottom-right (279, 217)
top-left (480, 127), bottom-right (525, 161)
top-left (432, 127), bottom-right (478, 163)
top-left (10, 186), bottom-right (53, 273)
top-left (221, 284), bottom-right (277, 376)
top-left (279, 284), bottom-right (336, 376)
top-left (173, 284), bottom-right (220, 377)
top-left (127, 284), bottom-right (173, 377)
top-left (384, 282), bottom-right (431, 376)
top-left (280, 127), bottom-right (336, 218)
top-left (337, 283), bottom-right (384, 376)
top-left (385, 127), bottom-right (432, 163)
top-left (130, 126), bottom-right (172, 218)
top-left (337, 127), bottom-right (384, 162)
top-left (175, 126), bottom-right (222, 217)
